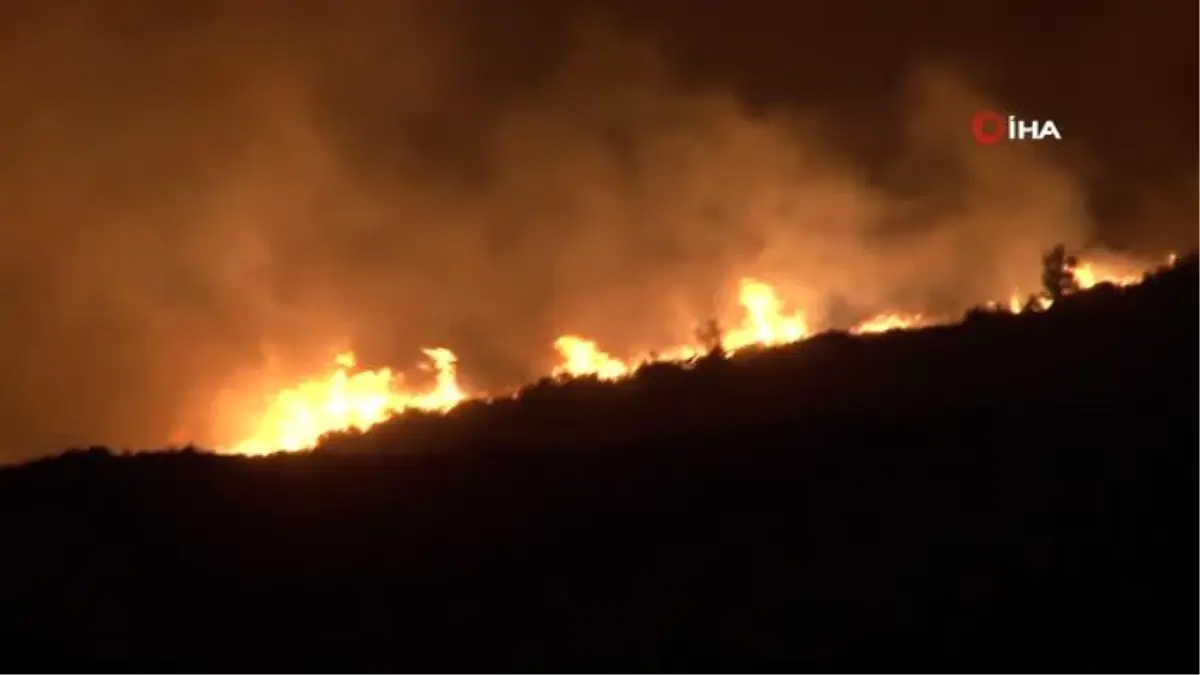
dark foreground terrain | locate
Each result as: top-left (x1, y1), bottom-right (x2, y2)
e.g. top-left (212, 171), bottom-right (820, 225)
top-left (1, 258), bottom-right (1196, 671)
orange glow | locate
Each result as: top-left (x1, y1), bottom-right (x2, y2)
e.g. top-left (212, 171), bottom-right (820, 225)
top-left (850, 312), bottom-right (926, 335)
top-left (214, 252), bottom-right (1174, 455)
top-left (227, 348), bottom-right (466, 456)
top-left (1072, 261), bottom-right (1144, 290)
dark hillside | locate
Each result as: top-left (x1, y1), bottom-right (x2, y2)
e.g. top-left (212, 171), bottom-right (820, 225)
top-left (1, 257), bottom-right (1196, 671)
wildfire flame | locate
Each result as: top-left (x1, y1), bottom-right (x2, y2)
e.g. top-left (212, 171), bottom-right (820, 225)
top-left (1073, 262), bottom-right (1144, 290)
top-left (228, 348), bottom-right (466, 456)
top-left (212, 253), bottom-right (1172, 455)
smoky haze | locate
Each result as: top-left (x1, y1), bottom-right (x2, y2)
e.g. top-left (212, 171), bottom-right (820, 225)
top-left (0, 0), bottom-right (1193, 461)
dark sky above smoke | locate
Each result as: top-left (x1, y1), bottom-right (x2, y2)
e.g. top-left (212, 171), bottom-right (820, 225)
top-left (0, 0), bottom-right (1194, 461)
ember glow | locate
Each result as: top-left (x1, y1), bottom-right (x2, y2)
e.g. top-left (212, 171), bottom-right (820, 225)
top-left (216, 254), bottom-right (1172, 455)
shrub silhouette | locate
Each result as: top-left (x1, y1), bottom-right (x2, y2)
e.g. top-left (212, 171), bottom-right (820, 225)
top-left (688, 316), bottom-right (721, 354)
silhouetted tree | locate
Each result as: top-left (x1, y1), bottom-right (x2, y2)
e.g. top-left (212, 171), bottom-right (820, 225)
top-left (694, 318), bottom-right (724, 358)
top-left (963, 304), bottom-right (1004, 324)
top-left (1041, 244), bottom-right (1080, 303)
top-left (59, 446), bottom-right (113, 462)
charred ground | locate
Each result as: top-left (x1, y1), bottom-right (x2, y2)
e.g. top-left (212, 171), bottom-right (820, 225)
top-left (1, 257), bottom-right (1196, 671)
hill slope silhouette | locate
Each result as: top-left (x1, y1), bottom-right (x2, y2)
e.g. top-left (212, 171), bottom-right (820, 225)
top-left (1, 256), bottom-right (1196, 671)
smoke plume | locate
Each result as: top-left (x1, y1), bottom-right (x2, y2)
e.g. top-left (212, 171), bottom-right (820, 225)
top-left (0, 0), bottom-right (1189, 460)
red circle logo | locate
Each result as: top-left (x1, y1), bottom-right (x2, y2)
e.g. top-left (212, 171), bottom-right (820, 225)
top-left (971, 110), bottom-right (1006, 145)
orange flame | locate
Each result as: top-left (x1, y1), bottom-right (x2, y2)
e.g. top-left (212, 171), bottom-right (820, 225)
top-left (850, 312), bottom-right (926, 335)
top-left (213, 252), bottom-right (1174, 455)
top-left (227, 348), bottom-right (466, 456)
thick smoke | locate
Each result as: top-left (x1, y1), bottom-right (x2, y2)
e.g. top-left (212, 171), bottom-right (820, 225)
top-left (0, 1), bottom-right (1186, 460)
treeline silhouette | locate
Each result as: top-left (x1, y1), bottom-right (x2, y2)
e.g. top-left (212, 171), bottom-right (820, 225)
top-left (1, 254), bottom-right (1196, 671)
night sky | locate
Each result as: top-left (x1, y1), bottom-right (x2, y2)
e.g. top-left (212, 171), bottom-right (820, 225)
top-left (0, 0), bottom-right (1194, 462)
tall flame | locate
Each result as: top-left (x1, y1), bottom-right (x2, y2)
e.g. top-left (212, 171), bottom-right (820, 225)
top-left (213, 253), bottom-right (1171, 455)
top-left (723, 279), bottom-right (811, 350)
top-left (228, 348), bottom-right (466, 456)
